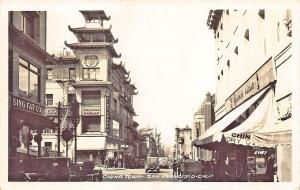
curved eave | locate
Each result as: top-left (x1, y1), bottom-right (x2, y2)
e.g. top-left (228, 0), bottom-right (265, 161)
top-left (109, 46), bottom-right (121, 58)
top-left (68, 25), bottom-right (112, 33)
top-left (112, 62), bottom-right (129, 74)
top-left (80, 10), bottom-right (111, 21)
top-left (64, 41), bottom-right (121, 58)
top-left (68, 25), bottom-right (118, 43)
top-left (123, 78), bottom-right (131, 84)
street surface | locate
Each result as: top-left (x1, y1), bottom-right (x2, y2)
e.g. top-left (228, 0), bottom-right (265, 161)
top-left (102, 168), bottom-right (179, 182)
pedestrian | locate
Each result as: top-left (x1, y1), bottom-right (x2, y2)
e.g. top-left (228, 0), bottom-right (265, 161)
top-left (172, 160), bottom-right (178, 177)
top-left (104, 158), bottom-right (109, 169)
top-left (264, 154), bottom-right (276, 182)
top-left (114, 158), bottom-right (118, 168)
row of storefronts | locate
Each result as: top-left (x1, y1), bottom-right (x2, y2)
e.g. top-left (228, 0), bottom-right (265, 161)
top-left (192, 9), bottom-right (292, 182)
top-left (8, 11), bottom-right (147, 179)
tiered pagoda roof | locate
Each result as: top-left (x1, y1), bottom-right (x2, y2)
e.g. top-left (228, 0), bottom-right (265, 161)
top-left (65, 10), bottom-right (121, 58)
top-left (68, 25), bottom-right (118, 43)
top-left (80, 10), bottom-right (110, 21)
top-left (64, 41), bottom-right (121, 58)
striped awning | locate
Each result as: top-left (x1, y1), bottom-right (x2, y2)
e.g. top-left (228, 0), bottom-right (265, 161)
top-left (194, 86), bottom-right (292, 149)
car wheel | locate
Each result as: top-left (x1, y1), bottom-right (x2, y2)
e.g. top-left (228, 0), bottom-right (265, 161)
top-left (145, 169), bottom-right (148, 173)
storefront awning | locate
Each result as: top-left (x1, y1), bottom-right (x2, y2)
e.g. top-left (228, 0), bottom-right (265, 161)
top-left (13, 109), bottom-right (57, 129)
top-left (221, 88), bottom-right (291, 147)
top-left (194, 86), bottom-right (292, 149)
top-left (194, 86), bottom-right (271, 147)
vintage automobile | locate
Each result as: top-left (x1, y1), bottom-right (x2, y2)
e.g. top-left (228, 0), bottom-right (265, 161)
top-left (158, 157), bottom-right (169, 169)
top-left (69, 161), bottom-right (103, 181)
top-left (145, 157), bottom-right (160, 173)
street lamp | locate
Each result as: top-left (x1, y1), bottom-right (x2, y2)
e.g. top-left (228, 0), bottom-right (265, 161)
top-left (121, 144), bottom-right (128, 168)
top-left (71, 98), bottom-right (80, 163)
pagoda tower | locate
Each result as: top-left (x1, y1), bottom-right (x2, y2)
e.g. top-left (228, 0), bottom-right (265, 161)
top-left (63, 10), bottom-right (123, 164)
top-left (65, 10), bottom-right (121, 83)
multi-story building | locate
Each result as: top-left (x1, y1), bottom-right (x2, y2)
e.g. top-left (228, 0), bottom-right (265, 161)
top-left (8, 11), bottom-right (57, 176)
top-left (192, 92), bottom-right (215, 160)
top-left (36, 10), bottom-right (138, 167)
top-left (123, 122), bottom-right (147, 168)
top-left (139, 127), bottom-right (158, 157)
top-left (203, 9), bottom-right (292, 181)
top-left (175, 126), bottom-right (192, 160)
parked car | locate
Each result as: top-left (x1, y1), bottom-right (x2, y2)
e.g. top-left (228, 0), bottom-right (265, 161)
top-left (159, 157), bottom-right (169, 169)
top-left (69, 161), bottom-right (103, 181)
top-left (145, 157), bottom-right (160, 173)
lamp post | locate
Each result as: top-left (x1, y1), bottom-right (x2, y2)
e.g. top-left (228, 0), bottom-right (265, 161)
top-left (57, 102), bottom-right (61, 157)
top-left (71, 98), bottom-right (80, 163)
top-left (121, 144), bottom-right (128, 168)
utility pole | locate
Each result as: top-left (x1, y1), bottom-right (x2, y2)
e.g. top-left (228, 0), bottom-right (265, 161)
top-left (57, 101), bottom-right (61, 157)
top-left (71, 98), bottom-right (80, 163)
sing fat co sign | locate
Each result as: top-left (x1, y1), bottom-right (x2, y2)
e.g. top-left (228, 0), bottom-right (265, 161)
top-left (12, 96), bottom-right (43, 115)
top-left (81, 106), bottom-right (101, 116)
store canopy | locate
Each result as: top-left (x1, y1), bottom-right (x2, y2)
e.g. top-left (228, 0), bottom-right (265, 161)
top-left (194, 86), bottom-right (292, 149)
top-left (221, 88), bottom-right (291, 147)
top-left (13, 109), bottom-right (57, 129)
top-left (194, 86), bottom-right (271, 148)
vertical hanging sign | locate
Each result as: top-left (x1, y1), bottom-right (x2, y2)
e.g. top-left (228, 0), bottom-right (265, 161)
top-left (106, 96), bottom-right (111, 134)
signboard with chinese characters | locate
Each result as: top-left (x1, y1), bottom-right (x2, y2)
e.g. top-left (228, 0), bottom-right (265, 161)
top-left (225, 58), bottom-right (275, 112)
top-left (12, 96), bottom-right (43, 115)
top-left (81, 106), bottom-right (101, 116)
top-left (45, 107), bottom-right (71, 117)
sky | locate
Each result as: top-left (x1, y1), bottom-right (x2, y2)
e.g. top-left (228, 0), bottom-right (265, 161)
top-left (46, 3), bottom-right (216, 145)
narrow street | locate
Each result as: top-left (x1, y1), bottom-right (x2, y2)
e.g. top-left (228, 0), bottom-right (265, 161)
top-left (102, 168), bottom-right (179, 182)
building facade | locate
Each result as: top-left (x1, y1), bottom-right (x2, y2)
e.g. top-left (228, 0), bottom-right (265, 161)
top-left (175, 126), bottom-right (192, 160)
top-left (34, 11), bottom-right (139, 167)
top-left (8, 11), bottom-right (57, 176)
top-left (206, 9), bottom-right (292, 181)
top-left (192, 92), bottom-right (215, 160)
top-left (139, 127), bottom-right (158, 157)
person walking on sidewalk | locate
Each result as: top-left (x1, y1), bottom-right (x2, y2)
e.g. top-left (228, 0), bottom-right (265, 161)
top-left (172, 160), bottom-right (178, 177)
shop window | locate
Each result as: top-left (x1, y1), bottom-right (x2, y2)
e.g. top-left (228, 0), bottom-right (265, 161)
top-left (46, 94), bottom-right (53, 106)
top-left (82, 91), bottom-right (101, 105)
top-left (217, 75), bottom-right (220, 80)
top-left (244, 29), bottom-right (249, 41)
top-left (82, 68), bottom-right (99, 80)
top-left (221, 70), bottom-right (223, 75)
top-left (69, 68), bottom-right (75, 80)
top-left (220, 23), bottom-right (223, 30)
top-left (18, 57), bottom-right (40, 101)
top-left (258, 9), bottom-right (265, 19)
top-left (46, 68), bottom-right (52, 80)
top-left (44, 142), bottom-right (52, 149)
top-left (82, 116), bottom-right (101, 132)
